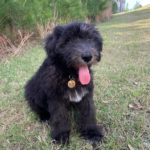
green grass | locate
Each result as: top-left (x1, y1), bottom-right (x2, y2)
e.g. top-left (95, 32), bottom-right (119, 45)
top-left (0, 6), bottom-right (150, 150)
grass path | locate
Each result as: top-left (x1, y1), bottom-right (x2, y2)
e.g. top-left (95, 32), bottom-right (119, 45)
top-left (0, 6), bottom-right (150, 150)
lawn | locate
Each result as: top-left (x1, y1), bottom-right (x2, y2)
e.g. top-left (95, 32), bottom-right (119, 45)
top-left (0, 6), bottom-right (150, 150)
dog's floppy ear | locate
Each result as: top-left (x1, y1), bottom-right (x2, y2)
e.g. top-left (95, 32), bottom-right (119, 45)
top-left (44, 25), bottom-right (64, 57)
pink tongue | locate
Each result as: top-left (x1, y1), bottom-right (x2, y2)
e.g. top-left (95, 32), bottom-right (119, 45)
top-left (79, 65), bottom-right (91, 85)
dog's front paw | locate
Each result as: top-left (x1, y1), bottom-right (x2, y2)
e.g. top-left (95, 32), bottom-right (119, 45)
top-left (52, 131), bottom-right (70, 144)
top-left (80, 125), bottom-right (104, 143)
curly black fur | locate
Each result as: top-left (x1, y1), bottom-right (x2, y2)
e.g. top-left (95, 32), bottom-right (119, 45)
top-left (25, 22), bottom-right (103, 144)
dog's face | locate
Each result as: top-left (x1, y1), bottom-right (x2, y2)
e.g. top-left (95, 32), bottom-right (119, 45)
top-left (45, 22), bottom-right (103, 85)
top-left (57, 38), bottom-right (101, 69)
top-left (45, 22), bottom-right (102, 67)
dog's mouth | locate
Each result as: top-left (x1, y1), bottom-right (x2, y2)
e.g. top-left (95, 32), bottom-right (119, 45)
top-left (78, 65), bottom-right (90, 85)
top-left (69, 54), bottom-right (99, 85)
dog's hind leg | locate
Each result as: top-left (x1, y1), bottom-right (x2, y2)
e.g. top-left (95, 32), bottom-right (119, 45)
top-left (34, 105), bottom-right (50, 122)
top-left (27, 97), bottom-right (50, 122)
top-left (25, 81), bottom-right (50, 122)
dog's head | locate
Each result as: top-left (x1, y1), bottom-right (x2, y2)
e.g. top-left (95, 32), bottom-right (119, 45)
top-left (45, 22), bottom-right (103, 85)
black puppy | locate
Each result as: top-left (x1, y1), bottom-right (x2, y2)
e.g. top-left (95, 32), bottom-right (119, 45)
top-left (25, 22), bottom-right (103, 144)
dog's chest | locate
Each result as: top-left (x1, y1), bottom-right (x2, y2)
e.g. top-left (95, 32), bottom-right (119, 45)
top-left (68, 88), bottom-right (88, 103)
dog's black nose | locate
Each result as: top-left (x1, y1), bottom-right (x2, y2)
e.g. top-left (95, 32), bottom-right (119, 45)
top-left (82, 55), bottom-right (92, 63)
